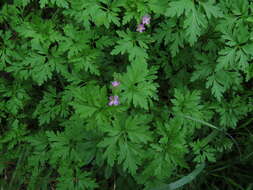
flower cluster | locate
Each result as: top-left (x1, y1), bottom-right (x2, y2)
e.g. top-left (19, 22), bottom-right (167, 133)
top-left (111, 81), bottom-right (120, 87)
top-left (108, 95), bottom-right (119, 106)
top-left (108, 81), bottom-right (120, 106)
top-left (136, 15), bottom-right (151, 33)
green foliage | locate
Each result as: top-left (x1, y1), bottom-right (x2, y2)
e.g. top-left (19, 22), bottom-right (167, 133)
top-left (0, 0), bottom-right (253, 190)
top-left (116, 61), bottom-right (159, 109)
top-left (98, 114), bottom-right (152, 175)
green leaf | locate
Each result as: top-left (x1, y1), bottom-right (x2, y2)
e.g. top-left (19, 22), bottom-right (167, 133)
top-left (170, 32), bottom-right (184, 57)
top-left (214, 97), bottom-right (251, 128)
top-left (39, 0), bottom-right (49, 8)
top-left (243, 43), bottom-right (253, 56)
top-left (206, 70), bottom-right (242, 100)
top-left (14, 0), bottom-right (31, 7)
top-left (172, 89), bottom-right (204, 126)
top-left (148, 0), bottom-right (168, 15)
top-left (46, 131), bottom-right (70, 164)
top-left (98, 136), bottom-right (118, 166)
top-left (192, 141), bottom-right (216, 163)
top-left (73, 105), bottom-right (97, 119)
top-left (6, 53), bottom-right (55, 85)
top-left (118, 62), bottom-right (158, 109)
top-left (33, 87), bottom-right (69, 125)
top-left (184, 8), bottom-right (207, 45)
top-left (165, 0), bottom-right (193, 17)
top-left (191, 54), bottom-right (214, 82)
top-left (111, 31), bottom-right (149, 63)
top-left (52, 0), bottom-right (69, 8)
top-left (70, 85), bottom-right (110, 124)
top-left (118, 141), bottom-right (140, 174)
top-left (236, 48), bottom-right (249, 71)
top-left (206, 74), bottom-right (226, 101)
top-left (216, 48), bottom-right (236, 71)
top-left (56, 165), bottom-right (75, 190)
top-left (98, 114), bottom-right (152, 174)
top-left (69, 51), bottom-right (101, 76)
top-left (200, 1), bottom-right (223, 19)
top-left (75, 169), bottom-right (98, 189)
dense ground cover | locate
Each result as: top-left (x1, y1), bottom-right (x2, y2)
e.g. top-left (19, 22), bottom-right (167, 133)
top-left (0, 0), bottom-right (253, 189)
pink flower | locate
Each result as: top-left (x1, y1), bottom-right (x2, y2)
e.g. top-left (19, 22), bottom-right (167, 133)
top-left (111, 81), bottom-right (120, 87)
top-left (108, 95), bottom-right (120, 106)
top-left (142, 15), bottom-right (151, 25)
top-left (136, 24), bottom-right (145, 33)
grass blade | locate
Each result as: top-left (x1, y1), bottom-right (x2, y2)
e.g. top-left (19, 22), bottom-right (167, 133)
top-left (182, 115), bottom-right (242, 159)
top-left (151, 163), bottom-right (205, 190)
